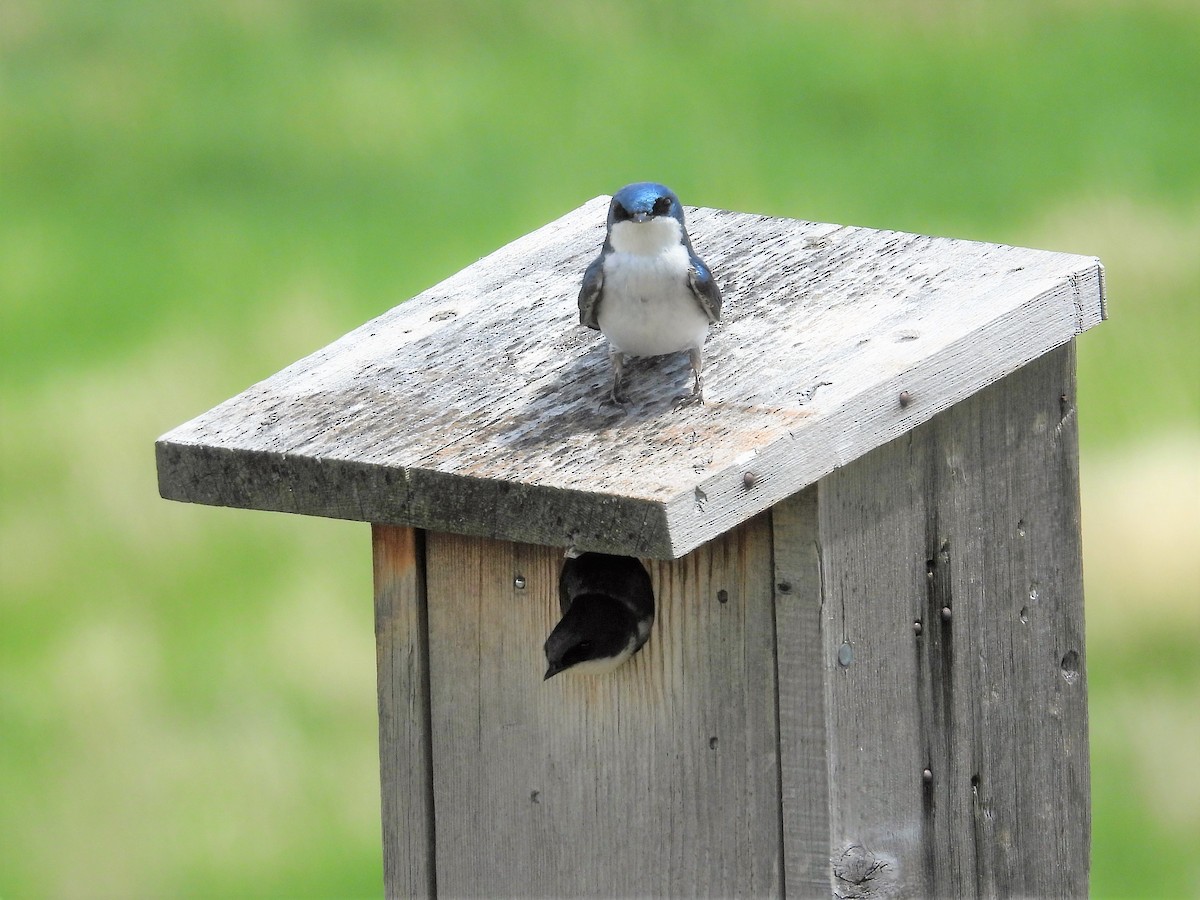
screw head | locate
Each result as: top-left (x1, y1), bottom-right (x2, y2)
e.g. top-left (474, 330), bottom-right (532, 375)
top-left (513, 575), bottom-right (526, 590)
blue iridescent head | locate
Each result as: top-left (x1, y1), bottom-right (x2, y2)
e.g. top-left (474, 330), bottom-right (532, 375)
top-left (607, 182), bottom-right (686, 229)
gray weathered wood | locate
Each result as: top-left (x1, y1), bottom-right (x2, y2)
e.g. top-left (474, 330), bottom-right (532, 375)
top-left (156, 197), bottom-right (1106, 558)
top-left (372, 525), bottom-right (435, 899)
top-left (772, 487), bottom-right (833, 897)
top-left (422, 517), bottom-right (781, 897)
top-left (809, 343), bottom-right (1089, 898)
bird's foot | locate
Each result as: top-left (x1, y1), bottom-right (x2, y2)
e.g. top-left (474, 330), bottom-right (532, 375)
top-left (605, 387), bottom-right (629, 406)
top-left (605, 353), bottom-right (627, 407)
top-left (674, 368), bottom-right (705, 410)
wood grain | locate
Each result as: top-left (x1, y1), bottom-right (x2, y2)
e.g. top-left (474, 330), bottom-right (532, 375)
top-left (372, 525), bottom-right (435, 899)
top-left (156, 198), bottom-right (1106, 558)
top-left (811, 343), bottom-right (1089, 898)
top-left (772, 487), bottom-right (833, 897)
top-left (422, 517), bottom-right (782, 897)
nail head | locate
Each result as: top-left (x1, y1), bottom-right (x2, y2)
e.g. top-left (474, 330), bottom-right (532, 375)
top-left (899, 390), bottom-right (913, 408)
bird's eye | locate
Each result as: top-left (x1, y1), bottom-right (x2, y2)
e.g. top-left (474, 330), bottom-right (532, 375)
top-left (653, 196), bottom-right (672, 216)
top-left (612, 203), bottom-right (630, 221)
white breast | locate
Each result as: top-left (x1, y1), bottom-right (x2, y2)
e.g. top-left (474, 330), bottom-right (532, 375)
top-left (599, 220), bottom-right (711, 358)
top-left (563, 633), bottom-right (640, 676)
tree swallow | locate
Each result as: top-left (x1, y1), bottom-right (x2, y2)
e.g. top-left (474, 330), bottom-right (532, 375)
top-left (543, 552), bottom-right (655, 679)
top-left (578, 182), bottom-right (723, 404)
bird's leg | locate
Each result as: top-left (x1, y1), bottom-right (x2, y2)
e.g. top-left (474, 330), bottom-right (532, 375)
top-left (608, 350), bottom-right (627, 404)
top-left (674, 347), bottom-right (705, 409)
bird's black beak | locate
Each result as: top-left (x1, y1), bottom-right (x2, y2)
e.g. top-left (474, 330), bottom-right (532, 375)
top-left (631, 211), bottom-right (649, 223)
top-left (544, 663), bottom-right (562, 681)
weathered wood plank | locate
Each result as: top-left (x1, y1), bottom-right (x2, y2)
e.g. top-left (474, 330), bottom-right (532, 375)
top-left (372, 525), bottom-right (435, 899)
top-left (422, 518), bottom-right (782, 897)
top-left (772, 486), bottom-right (833, 898)
top-left (813, 343), bottom-right (1089, 898)
top-left (156, 198), bottom-right (1106, 558)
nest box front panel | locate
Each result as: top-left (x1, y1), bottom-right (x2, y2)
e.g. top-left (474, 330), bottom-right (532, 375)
top-left (420, 516), bottom-right (781, 897)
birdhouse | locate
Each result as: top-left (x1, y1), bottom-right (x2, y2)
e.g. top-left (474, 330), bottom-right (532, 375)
top-left (157, 195), bottom-right (1105, 898)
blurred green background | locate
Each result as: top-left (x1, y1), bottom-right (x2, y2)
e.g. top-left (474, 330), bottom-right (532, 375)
top-left (2, 1), bottom-right (1197, 896)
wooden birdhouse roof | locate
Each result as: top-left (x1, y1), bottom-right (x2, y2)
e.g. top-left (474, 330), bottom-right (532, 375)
top-left (156, 196), bottom-right (1106, 558)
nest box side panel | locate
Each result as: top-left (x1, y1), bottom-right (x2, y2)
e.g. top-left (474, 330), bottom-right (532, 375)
top-left (421, 519), bottom-right (781, 898)
top-left (372, 525), bottom-right (435, 899)
top-left (806, 343), bottom-right (1089, 897)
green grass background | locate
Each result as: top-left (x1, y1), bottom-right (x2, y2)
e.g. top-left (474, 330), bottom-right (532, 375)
top-left (2, 1), bottom-right (1198, 896)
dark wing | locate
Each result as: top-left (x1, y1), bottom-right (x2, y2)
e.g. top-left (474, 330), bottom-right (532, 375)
top-left (687, 255), bottom-right (722, 322)
top-left (577, 255), bottom-right (605, 330)
top-left (560, 553), bottom-right (654, 620)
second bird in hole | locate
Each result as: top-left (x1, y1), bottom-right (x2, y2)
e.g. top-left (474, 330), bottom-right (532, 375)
top-left (544, 551), bottom-right (655, 680)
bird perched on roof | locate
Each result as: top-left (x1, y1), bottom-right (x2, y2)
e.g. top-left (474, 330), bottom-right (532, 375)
top-left (578, 182), bottom-right (722, 405)
top-left (543, 551), bottom-right (655, 680)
